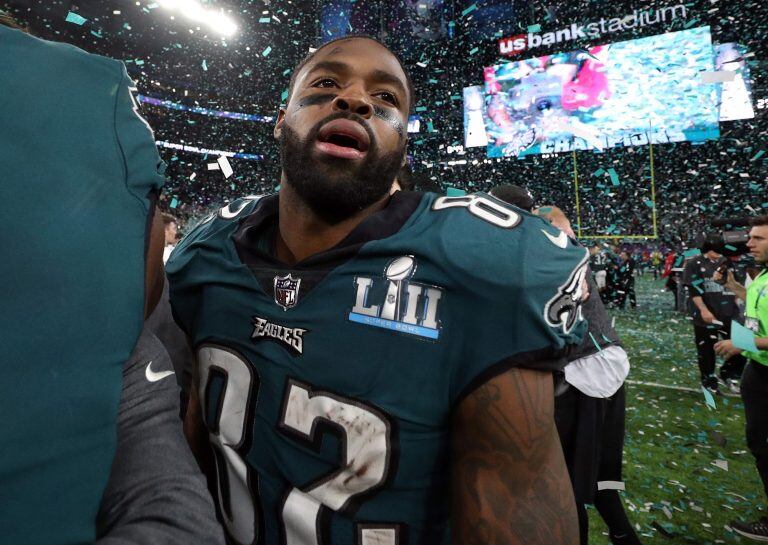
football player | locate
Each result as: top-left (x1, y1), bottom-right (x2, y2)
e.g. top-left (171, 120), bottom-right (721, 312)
top-left (1, 17), bottom-right (223, 545)
top-left (168, 35), bottom-right (589, 545)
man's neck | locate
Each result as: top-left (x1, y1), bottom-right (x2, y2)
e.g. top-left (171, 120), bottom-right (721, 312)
top-left (275, 179), bottom-right (390, 266)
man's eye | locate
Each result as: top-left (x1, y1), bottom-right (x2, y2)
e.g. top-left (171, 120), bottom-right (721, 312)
top-left (313, 78), bottom-right (337, 88)
top-left (376, 91), bottom-right (397, 105)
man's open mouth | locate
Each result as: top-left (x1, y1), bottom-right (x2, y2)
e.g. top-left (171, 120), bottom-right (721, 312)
top-left (315, 118), bottom-right (371, 159)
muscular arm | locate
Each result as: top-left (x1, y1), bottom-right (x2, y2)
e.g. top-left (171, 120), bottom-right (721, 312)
top-left (144, 207), bottom-right (165, 319)
top-left (451, 367), bottom-right (578, 545)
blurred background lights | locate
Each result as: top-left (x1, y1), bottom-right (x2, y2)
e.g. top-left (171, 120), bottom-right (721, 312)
top-left (157, 0), bottom-right (237, 37)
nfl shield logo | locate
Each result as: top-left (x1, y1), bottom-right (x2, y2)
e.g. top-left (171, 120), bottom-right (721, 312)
top-left (274, 274), bottom-right (301, 311)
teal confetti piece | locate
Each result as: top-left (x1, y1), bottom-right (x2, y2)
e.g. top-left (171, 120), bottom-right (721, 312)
top-left (258, 17), bottom-right (270, 23)
top-left (683, 248), bottom-right (701, 258)
top-left (415, 106), bottom-right (427, 112)
top-left (427, 121), bottom-right (434, 132)
top-left (202, 59), bottom-right (208, 71)
top-left (91, 30), bottom-right (102, 38)
top-left (752, 150), bottom-right (765, 161)
top-left (607, 168), bottom-right (619, 186)
top-left (644, 200), bottom-right (654, 208)
top-left (275, 184), bottom-right (281, 191)
top-left (469, 47), bottom-right (479, 55)
top-left (684, 18), bottom-right (700, 28)
top-left (65, 11), bottom-right (87, 25)
top-left (701, 386), bottom-right (716, 410)
top-left (280, 89), bottom-right (289, 102)
top-left (135, 59), bottom-right (144, 66)
top-left (446, 187), bottom-right (467, 197)
top-left (593, 168), bottom-right (605, 177)
top-left (169, 197), bottom-right (179, 209)
top-left (262, 46), bottom-right (272, 57)
top-left (461, 3), bottom-right (477, 17)
top-left (528, 23), bottom-right (541, 32)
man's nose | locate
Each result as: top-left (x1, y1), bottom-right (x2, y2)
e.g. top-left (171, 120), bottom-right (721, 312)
top-left (332, 90), bottom-right (373, 118)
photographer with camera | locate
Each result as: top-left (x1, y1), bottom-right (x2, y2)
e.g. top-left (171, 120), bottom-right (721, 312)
top-left (681, 236), bottom-right (746, 393)
top-left (712, 216), bottom-right (768, 541)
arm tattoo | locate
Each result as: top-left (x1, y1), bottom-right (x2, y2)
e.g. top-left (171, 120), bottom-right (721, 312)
top-left (451, 368), bottom-right (578, 545)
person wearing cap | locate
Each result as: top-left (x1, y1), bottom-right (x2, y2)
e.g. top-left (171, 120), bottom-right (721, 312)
top-left (681, 237), bottom-right (745, 393)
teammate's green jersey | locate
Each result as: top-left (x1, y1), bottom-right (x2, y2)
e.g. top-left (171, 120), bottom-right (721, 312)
top-left (167, 191), bottom-right (589, 545)
top-left (743, 269), bottom-right (768, 366)
top-left (0, 26), bottom-right (164, 544)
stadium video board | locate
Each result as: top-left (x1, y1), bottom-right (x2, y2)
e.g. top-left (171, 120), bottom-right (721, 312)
top-left (715, 43), bottom-right (755, 122)
top-left (480, 27), bottom-right (720, 158)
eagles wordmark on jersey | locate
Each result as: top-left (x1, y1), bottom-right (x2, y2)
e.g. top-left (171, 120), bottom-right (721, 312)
top-left (167, 190), bottom-right (589, 545)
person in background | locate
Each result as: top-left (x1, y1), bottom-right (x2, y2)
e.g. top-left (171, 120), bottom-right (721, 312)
top-left (714, 216), bottom-right (768, 541)
top-left (663, 249), bottom-right (683, 310)
top-left (162, 212), bottom-right (179, 264)
top-left (682, 238), bottom-right (746, 393)
top-left (533, 206), bottom-right (642, 545)
top-left (590, 244), bottom-right (609, 297)
top-left (489, 182), bottom-right (535, 211)
top-left (651, 248), bottom-right (663, 280)
top-left (615, 251), bottom-right (637, 309)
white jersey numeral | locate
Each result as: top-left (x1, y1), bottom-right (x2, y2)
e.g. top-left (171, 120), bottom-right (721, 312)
top-left (433, 194), bottom-right (520, 228)
top-left (198, 346), bottom-right (260, 545)
top-left (279, 380), bottom-right (395, 545)
top-left (197, 348), bottom-right (399, 545)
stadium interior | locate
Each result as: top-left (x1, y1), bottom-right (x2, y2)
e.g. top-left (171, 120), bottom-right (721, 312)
top-left (3, 0), bottom-right (768, 544)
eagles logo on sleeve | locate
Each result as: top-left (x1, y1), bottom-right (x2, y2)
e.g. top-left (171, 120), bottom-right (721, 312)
top-left (544, 261), bottom-right (589, 334)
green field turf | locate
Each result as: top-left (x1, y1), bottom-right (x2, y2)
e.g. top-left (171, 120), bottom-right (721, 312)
top-left (587, 275), bottom-right (765, 544)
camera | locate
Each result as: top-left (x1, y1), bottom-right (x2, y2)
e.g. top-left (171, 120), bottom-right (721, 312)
top-left (693, 216), bottom-right (752, 258)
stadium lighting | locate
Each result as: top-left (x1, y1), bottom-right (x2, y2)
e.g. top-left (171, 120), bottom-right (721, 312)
top-left (157, 0), bottom-right (238, 37)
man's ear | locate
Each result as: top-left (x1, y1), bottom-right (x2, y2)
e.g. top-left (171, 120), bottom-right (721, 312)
top-left (274, 108), bottom-right (286, 140)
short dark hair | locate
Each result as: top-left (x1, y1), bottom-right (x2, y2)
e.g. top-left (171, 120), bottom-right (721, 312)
top-left (750, 215), bottom-right (768, 227)
top-left (286, 35), bottom-right (416, 113)
top-left (161, 212), bottom-right (177, 226)
top-left (489, 184), bottom-right (535, 212)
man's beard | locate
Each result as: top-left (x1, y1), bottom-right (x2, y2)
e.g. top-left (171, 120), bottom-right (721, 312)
top-left (278, 112), bottom-right (406, 224)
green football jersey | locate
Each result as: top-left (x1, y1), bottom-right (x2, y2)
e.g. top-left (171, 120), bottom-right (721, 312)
top-left (0, 27), bottom-right (165, 544)
top-left (167, 191), bottom-right (588, 545)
